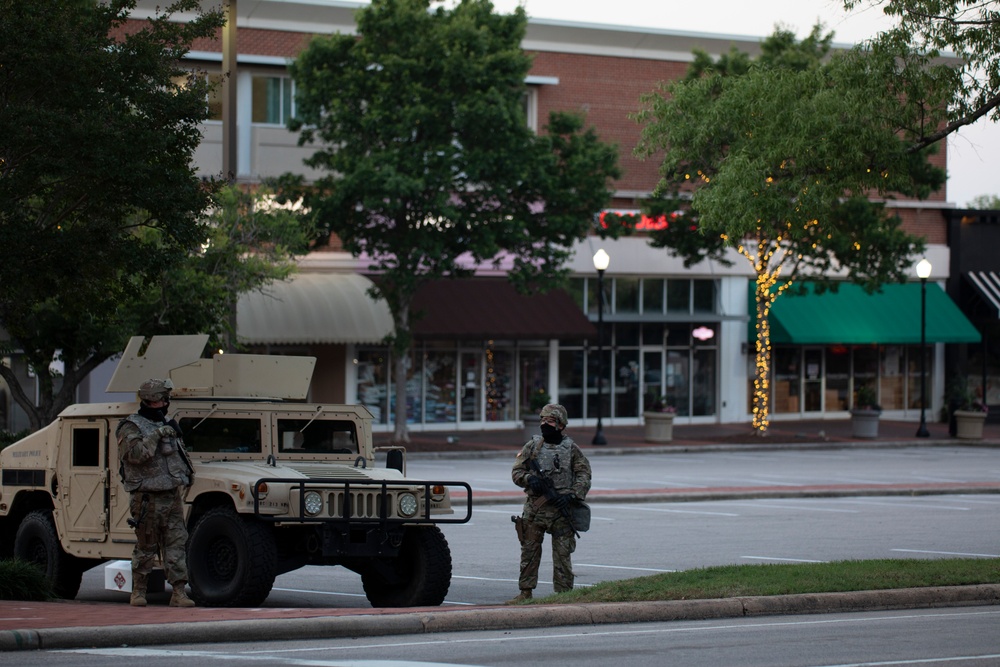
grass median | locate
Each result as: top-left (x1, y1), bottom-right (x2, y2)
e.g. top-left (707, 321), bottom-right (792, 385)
top-left (528, 558), bottom-right (1000, 604)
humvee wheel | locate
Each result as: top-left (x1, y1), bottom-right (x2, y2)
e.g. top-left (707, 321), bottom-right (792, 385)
top-left (187, 507), bottom-right (277, 607)
top-left (361, 526), bottom-right (452, 607)
top-left (13, 510), bottom-right (83, 599)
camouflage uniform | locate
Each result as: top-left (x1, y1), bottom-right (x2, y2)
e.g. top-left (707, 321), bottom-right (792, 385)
top-left (510, 404), bottom-right (591, 600)
top-left (117, 378), bottom-right (195, 607)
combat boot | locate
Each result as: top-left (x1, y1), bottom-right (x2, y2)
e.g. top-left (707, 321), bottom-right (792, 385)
top-left (505, 589), bottom-right (532, 604)
top-left (130, 572), bottom-right (148, 607)
top-left (169, 581), bottom-right (196, 607)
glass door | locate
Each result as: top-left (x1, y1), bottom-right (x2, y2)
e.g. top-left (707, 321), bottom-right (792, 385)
top-left (459, 352), bottom-right (481, 423)
top-left (803, 348), bottom-right (823, 412)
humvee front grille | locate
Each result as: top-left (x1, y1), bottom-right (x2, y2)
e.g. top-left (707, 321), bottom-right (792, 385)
top-left (251, 477), bottom-right (472, 526)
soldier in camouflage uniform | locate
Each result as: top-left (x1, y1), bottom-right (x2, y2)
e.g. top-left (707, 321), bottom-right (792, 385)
top-left (117, 378), bottom-right (196, 607)
top-left (508, 403), bottom-right (591, 603)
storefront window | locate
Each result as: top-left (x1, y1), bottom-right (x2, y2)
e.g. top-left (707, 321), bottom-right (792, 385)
top-left (355, 350), bottom-right (388, 424)
top-left (614, 349), bottom-right (640, 418)
top-left (692, 348), bottom-right (716, 416)
top-left (616, 277), bottom-right (640, 313)
top-left (853, 346), bottom-right (879, 408)
top-left (667, 279), bottom-right (690, 313)
top-left (663, 349), bottom-right (690, 416)
top-left (485, 347), bottom-right (512, 421)
top-left (558, 349), bottom-right (585, 419)
top-left (423, 351), bottom-right (456, 424)
top-left (880, 346), bottom-right (906, 410)
top-left (587, 347), bottom-right (610, 421)
top-left (773, 347), bottom-right (801, 413)
top-left (643, 279), bottom-right (664, 314)
top-left (519, 350), bottom-right (549, 419)
top-left (907, 345), bottom-right (931, 410)
top-left (693, 280), bottom-right (716, 313)
top-left (825, 346), bottom-right (850, 411)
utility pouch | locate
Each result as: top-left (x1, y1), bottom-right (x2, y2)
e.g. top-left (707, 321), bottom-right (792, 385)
top-left (571, 500), bottom-right (591, 532)
top-left (511, 515), bottom-right (526, 545)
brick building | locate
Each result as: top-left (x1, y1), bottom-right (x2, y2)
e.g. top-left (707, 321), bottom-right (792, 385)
top-left (4, 0), bottom-right (985, 435)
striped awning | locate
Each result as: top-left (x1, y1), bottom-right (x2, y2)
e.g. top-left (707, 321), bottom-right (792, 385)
top-left (966, 271), bottom-right (1000, 315)
top-left (237, 273), bottom-right (393, 345)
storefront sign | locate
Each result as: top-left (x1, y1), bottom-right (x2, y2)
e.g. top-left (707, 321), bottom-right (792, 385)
top-left (597, 209), bottom-right (681, 231)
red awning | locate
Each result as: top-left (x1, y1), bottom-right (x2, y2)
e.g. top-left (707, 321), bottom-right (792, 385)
top-left (410, 279), bottom-right (596, 340)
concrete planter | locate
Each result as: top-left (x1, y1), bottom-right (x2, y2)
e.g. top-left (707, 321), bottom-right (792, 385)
top-left (953, 410), bottom-right (987, 440)
top-left (850, 409), bottom-right (881, 438)
top-left (643, 411), bottom-right (675, 443)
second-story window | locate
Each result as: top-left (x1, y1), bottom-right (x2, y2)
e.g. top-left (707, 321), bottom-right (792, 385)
top-left (252, 76), bottom-right (294, 125)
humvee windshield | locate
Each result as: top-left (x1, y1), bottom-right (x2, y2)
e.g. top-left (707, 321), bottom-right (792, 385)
top-left (277, 419), bottom-right (358, 455)
top-left (179, 417), bottom-right (262, 454)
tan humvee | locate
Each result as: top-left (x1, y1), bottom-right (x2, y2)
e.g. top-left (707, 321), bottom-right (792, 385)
top-left (0, 335), bottom-right (471, 607)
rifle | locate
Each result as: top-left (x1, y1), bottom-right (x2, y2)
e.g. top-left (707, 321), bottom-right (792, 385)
top-left (526, 457), bottom-right (580, 538)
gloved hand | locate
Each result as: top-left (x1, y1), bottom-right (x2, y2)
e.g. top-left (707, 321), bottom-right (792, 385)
top-left (158, 424), bottom-right (177, 438)
top-left (552, 493), bottom-right (573, 511)
top-left (165, 418), bottom-right (182, 436)
top-left (526, 475), bottom-right (546, 495)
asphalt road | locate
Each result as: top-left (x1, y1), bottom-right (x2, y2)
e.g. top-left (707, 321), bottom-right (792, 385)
top-left (20, 607), bottom-right (1000, 667)
top-left (74, 446), bottom-right (1000, 608)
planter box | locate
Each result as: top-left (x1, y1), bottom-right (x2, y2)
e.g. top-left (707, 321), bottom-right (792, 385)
top-left (954, 410), bottom-right (987, 440)
top-left (850, 409), bottom-right (881, 438)
top-left (643, 411), bottom-right (675, 443)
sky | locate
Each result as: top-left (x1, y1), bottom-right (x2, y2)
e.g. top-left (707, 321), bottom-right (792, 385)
top-left (431, 0), bottom-right (1000, 207)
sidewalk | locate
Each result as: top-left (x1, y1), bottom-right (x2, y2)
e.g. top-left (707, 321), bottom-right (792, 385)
top-left (3, 417), bottom-right (999, 652)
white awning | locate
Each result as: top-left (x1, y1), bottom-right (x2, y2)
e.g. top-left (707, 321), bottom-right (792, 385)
top-left (237, 273), bottom-right (393, 345)
top-left (966, 271), bottom-right (1000, 316)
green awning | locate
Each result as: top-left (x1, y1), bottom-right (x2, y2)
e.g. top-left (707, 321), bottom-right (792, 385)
top-left (748, 281), bottom-right (981, 345)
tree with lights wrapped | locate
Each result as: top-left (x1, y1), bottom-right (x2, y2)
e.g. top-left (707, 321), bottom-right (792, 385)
top-left (626, 25), bottom-right (949, 434)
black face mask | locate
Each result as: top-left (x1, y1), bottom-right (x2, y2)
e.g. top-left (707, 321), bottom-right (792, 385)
top-left (138, 404), bottom-right (167, 423)
top-left (540, 423), bottom-right (563, 443)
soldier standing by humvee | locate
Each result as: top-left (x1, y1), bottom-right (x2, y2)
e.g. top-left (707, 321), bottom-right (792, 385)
top-left (117, 378), bottom-right (196, 607)
top-left (508, 403), bottom-right (591, 603)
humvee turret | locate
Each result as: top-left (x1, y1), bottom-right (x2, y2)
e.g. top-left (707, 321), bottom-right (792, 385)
top-left (0, 335), bottom-right (471, 607)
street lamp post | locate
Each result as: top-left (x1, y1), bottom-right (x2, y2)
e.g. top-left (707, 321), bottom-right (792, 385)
top-left (916, 258), bottom-right (932, 438)
top-left (592, 249), bottom-right (610, 445)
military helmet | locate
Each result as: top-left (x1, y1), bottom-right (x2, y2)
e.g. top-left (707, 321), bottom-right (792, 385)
top-left (539, 403), bottom-right (568, 428)
top-left (137, 378), bottom-right (173, 403)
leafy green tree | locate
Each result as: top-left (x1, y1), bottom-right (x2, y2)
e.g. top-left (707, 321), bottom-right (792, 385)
top-left (966, 194), bottom-right (1000, 209)
top-left (844, 0), bottom-right (1000, 140)
top-left (0, 0), bottom-right (229, 430)
top-left (283, 0), bottom-right (620, 442)
top-left (627, 26), bottom-right (943, 433)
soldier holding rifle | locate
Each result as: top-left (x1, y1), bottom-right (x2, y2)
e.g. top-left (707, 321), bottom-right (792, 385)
top-left (508, 403), bottom-right (591, 603)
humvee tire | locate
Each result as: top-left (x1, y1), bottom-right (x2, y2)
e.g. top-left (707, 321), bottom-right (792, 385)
top-left (187, 506), bottom-right (278, 607)
top-left (361, 526), bottom-right (452, 607)
top-left (13, 510), bottom-right (84, 599)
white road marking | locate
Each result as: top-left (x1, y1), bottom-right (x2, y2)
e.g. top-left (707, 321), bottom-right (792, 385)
top-left (609, 504), bottom-right (740, 517)
top-left (717, 501), bottom-right (858, 513)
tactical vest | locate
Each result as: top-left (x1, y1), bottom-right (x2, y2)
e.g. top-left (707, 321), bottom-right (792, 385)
top-left (118, 414), bottom-right (192, 493)
top-left (531, 436), bottom-right (575, 492)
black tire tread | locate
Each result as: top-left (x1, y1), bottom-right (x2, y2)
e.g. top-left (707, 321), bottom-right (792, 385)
top-left (361, 525), bottom-right (452, 607)
top-left (13, 510), bottom-right (83, 599)
top-left (187, 506), bottom-right (277, 607)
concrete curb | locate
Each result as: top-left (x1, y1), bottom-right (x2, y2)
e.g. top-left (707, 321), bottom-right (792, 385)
top-left (3, 585), bottom-right (998, 652)
top-left (407, 439), bottom-right (1000, 460)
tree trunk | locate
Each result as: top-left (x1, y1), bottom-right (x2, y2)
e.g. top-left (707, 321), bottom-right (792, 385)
top-left (752, 274), bottom-right (779, 434)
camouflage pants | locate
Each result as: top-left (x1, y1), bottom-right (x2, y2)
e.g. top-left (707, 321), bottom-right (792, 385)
top-left (130, 488), bottom-right (189, 585)
top-left (517, 502), bottom-right (576, 593)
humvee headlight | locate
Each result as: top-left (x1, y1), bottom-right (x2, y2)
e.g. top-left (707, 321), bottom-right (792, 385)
top-left (255, 482), bottom-right (268, 500)
top-left (303, 490), bottom-right (323, 517)
top-left (430, 484), bottom-right (446, 502)
top-left (397, 493), bottom-right (418, 518)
